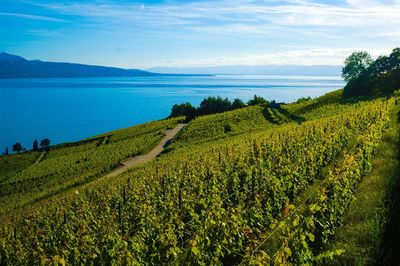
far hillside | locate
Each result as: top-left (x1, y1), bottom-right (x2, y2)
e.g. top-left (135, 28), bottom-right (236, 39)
top-left (0, 52), bottom-right (155, 79)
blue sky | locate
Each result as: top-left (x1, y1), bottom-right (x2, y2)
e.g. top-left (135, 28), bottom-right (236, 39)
top-left (0, 0), bottom-right (399, 68)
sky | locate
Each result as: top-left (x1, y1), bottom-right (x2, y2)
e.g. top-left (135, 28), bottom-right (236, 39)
top-left (0, 0), bottom-right (399, 69)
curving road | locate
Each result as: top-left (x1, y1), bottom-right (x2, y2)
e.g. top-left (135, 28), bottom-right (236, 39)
top-left (105, 123), bottom-right (186, 178)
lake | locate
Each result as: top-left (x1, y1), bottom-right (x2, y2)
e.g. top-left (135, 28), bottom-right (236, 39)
top-left (0, 75), bottom-right (344, 151)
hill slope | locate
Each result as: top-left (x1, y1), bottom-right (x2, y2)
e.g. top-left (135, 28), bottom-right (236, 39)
top-left (0, 90), bottom-right (399, 265)
top-left (0, 52), bottom-right (155, 79)
top-left (0, 118), bottom-right (182, 215)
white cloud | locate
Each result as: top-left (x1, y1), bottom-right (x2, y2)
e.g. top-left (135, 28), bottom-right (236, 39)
top-left (0, 12), bottom-right (67, 22)
top-left (39, 0), bottom-right (400, 28)
top-left (33, 0), bottom-right (400, 47)
top-left (31, 0), bottom-right (399, 68)
top-left (135, 47), bottom-right (393, 68)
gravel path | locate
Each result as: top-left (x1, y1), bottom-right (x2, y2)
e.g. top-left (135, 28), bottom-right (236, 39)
top-left (105, 123), bottom-right (186, 178)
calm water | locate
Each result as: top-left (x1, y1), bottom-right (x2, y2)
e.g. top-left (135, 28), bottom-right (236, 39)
top-left (0, 75), bottom-right (344, 151)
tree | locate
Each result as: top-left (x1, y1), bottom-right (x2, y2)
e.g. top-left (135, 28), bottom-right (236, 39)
top-left (342, 51), bottom-right (373, 82)
top-left (197, 96), bottom-right (232, 115)
top-left (40, 138), bottom-right (50, 150)
top-left (295, 96), bottom-right (312, 104)
top-left (268, 100), bottom-right (280, 109)
top-left (343, 73), bottom-right (371, 97)
top-left (232, 98), bottom-right (246, 109)
top-left (169, 102), bottom-right (197, 120)
top-left (12, 142), bottom-right (23, 153)
top-left (33, 139), bottom-right (38, 151)
top-left (367, 53), bottom-right (400, 95)
top-left (343, 48), bottom-right (400, 97)
top-left (247, 95), bottom-right (268, 106)
top-left (4, 147), bottom-right (8, 155)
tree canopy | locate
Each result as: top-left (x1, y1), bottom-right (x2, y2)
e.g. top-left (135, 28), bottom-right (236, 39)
top-left (33, 139), bottom-right (38, 151)
top-left (40, 138), bottom-right (51, 150)
top-left (197, 96), bottom-right (232, 116)
top-left (247, 95), bottom-right (269, 106)
top-left (169, 102), bottom-right (197, 121)
top-left (12, 143), bottom-right (23, 153)
top-left (232, 98), bottom-right (246, 109)
top-left (169, 95), bottom-right (271, 120)
top-left (342, 51), bottom-right (373, 82)
top-left (343, 48), bottom-right (400, 97)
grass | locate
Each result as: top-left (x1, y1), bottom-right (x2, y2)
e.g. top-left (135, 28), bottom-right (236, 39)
top-left (325, 103), bottom-right (400, 265)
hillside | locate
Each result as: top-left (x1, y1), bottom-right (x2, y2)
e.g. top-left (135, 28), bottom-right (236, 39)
top-left (0, 90), bottom-right (399, 265)
top-left (0, 118), bottom-right (182, 216)
top-left (0, 52), bottom-right (154, 79)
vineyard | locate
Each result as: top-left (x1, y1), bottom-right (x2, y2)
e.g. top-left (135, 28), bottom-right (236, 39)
top-left (0, 118), bottom-right (182, 216)
top-left (167, 105), bottom-right (277, 150)
top-left (0, 151), bottom-right (40, 183)
top-left (0, 90), bottom-right (399, 265)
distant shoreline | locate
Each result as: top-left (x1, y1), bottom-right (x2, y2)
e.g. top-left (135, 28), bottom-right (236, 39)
top-left (0, 52), bottom-right (214, 79)
top-left (0, 73), bottom-right (214, 80)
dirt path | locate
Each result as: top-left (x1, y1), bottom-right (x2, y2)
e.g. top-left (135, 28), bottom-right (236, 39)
top-left (0, 123), bottom-right (186, 220)
top-left (105, 123), bottom-right (186, 178)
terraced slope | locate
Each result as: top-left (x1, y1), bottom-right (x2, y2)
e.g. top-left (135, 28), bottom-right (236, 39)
top-left (1, 91), bottom-right (398, 265)
top-left (0, 152), bottom-right (40, 183)
top-left (0, 117), bottom-right (182, 215)
top-left (168, 104), bottom-right (293, 150)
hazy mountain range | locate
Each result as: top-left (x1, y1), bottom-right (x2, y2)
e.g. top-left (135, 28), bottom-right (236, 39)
top-left (149, 65), bottom-right (342, 76)
top-left (0, 52), bottom-right (154, 79)
top-left (0, 52), bottom-right (342, 79)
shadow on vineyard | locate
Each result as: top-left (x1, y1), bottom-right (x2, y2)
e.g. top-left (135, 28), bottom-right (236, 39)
top-left (274, 106), bottom-right (306, 123)
top-left (380, 109), bottom-right (400, 266)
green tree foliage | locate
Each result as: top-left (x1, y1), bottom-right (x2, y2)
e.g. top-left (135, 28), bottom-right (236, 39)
top-left (12, 142), bottom-right (23, 153)
top-left (32, 139), bottom-right (38, 151)
top-left (40, 138), bottom-right (50, 150)
top-left (295, 96), bottom-right (312, 104)
top-left (343, 48), bottom-right (400, 97)
top-left (170, 102), bottom-right (197, 120)
top-left (247, 95), bottom-right (269, 106)
top-left (231, 98), bottom-right (246, 109)
top-left (367, 48), bottom-right (400, 95)
top-left (197, 96), bottom-right (232, 115)
top-left (342, 51), bottom-right (373, 82)
top-left (169, 97), bottom-right (248, 120)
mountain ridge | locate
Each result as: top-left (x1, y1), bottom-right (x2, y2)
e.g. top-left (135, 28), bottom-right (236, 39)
top-left (0, 52), bottom-right (154, 79)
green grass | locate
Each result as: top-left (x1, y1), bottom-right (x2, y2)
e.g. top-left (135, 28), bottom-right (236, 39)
top-left (324, 102), bottom-right (400, 265)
